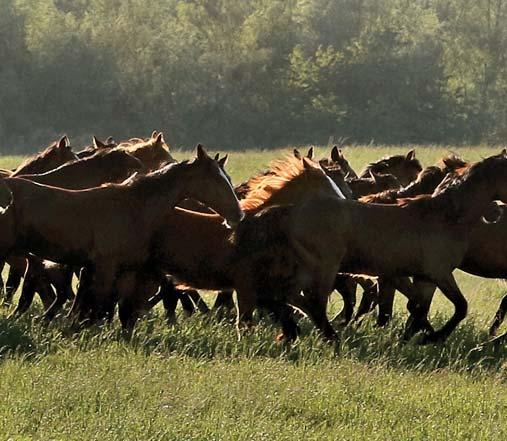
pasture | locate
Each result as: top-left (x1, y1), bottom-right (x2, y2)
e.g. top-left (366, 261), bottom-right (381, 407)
top-left (1, 145), bottom-right (507, 440)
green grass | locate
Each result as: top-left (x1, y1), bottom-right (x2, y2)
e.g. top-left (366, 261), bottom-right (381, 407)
top-left (1, 146), bottom-right (507, 440)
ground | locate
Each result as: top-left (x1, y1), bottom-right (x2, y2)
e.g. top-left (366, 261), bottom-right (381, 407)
top-left (1, 145), bottom-right (507, 440)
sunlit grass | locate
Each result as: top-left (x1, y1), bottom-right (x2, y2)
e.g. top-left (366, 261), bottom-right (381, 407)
top-left (1, 146), bottom-right (507, 440)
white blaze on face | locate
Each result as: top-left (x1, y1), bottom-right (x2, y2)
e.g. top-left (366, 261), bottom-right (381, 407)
top-left (326, 174), bottom-right (346, 199)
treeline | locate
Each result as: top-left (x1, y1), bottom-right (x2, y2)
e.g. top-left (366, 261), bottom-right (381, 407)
top-left (0, 0), bottom-right (506, 153)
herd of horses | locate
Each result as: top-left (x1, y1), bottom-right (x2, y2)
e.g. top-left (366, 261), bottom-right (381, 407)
top-left (1, 132), bottom-right (507, 348)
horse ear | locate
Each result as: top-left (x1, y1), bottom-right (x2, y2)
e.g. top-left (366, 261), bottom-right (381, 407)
top-left (0, 178), bottom-right (13, 213)
top-left (218, 154), bottom-right (228, 168)
top-left (196, 144), bottom-right (209, 161)
top-left (293, 149), bottom-right (302, 160)
top-left (332, 145), bottom-right (345, 162)
top-left (154, 133), bottom-right (164, 146)
top-left (307, 146), bottom-right (314, 160)
top-left (57, 136), bottom-right (69, 149)
top-left (214, 153), bottom-right (220, 161)
top-left (106, 136), bottom-right (115, 145)
top-left (501, 148), bottom-right (507, 156)
top-left (93, 136), bottom-right (107, 149)
top-left (151, 130), bottom-right (158, 139)
top-left (406, 149), bottom-right (416, 160)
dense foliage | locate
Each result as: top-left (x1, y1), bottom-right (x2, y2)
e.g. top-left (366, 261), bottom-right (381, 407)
top-left (1, 0), bottom-right (506, 153)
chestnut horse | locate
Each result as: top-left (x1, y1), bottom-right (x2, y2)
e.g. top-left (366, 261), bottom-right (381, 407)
top-left (359, 149), bottom-right (421, 187)
top-left (5, 148), bottom-right (148, 316)
top-left (115, 132), bottom-right (174, 171)
top-left (334, 154), bottom-right (469, 325)
top-left (115, 155), bottom-right (347, 330)
top-left (76, 136), bottom-right (117, 159)
top-left (212, 148), bottom-right (420, 317)
top-left (234, 152), bottom-right (507, 343)
top-left (1, 136), bottom-right (79, 302)
top-left (0, 145), bottom-right (242, 324)
top-left (11, 136), bottom-right (78, 176)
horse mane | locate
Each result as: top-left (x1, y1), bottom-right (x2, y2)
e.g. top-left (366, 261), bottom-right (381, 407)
top-left (116, 135), bottom-right (171, 153)
top-left (437, 153), bottom-right (468, 172)
top-left (240, 156), bottom-right (316, 212)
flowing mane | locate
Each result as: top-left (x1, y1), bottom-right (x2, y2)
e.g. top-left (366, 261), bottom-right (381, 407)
top-left (240, 156), bottom-right (316, 212)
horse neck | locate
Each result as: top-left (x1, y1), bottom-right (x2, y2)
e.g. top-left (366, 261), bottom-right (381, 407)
top-left (130, 164), bottom-right (190, 205)
top-left (432, 173), bottom-right (497, 225)
top-left (396, 171), bottom-right (443, 198)
top-left (243, 178), bottom-right (326, 216)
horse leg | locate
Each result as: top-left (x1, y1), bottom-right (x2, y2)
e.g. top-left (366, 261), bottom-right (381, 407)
top-left (186, 290), bottom-right (209, 314)
top-left (235, 284), bottom-right (257, 341)
top-left (490, 294), bottom-right (507, 337)
top-left (117, 271), bottom-right (142, 332)
top-left (0, 260), bottom-right (5, 298)
top-left (179, 291), bottom-right (196, 317)
top-left (398, 278), bottom-right (436, 340)
top-left (418, 274), bottom-right (467, 345)
top-left (4, 262), bottom-right (26, 304)
top-left (330, 274), bottom-right (357, 325)
top-left (68, 267), bottom-right (95, 325)
top-left (9, 276), bottom-right (38, 317)
top-left (42, 272), bottom-right (75, 322)
top-left (158, 278), bottom-right (179, 323)
top-left (213, 290), bottom-right (235, 319)
top-left (258, 298), bottom-right (300, 342)
top-left (374, 278), bottom-right (396, 326)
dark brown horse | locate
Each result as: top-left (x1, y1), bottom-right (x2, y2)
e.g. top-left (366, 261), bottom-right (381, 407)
top-left (5, 148), bottom-right (148, 316)
top-left (0, 145), bottom-right (242, 324)
top-left (334, 155), bottom-right (469, 325)
top-left (234, 152), bottom-right (507, 343)
top-left (115, 132), bottom-right (174, 171)
top-left (17, 148), bottom-right (147, 189)
top-left (76, 136), bottom-right (117, 159)
top-left (1, 137), bottom-right (79, 303)
top-left (359, 149), bottom-right (421, 186)
top-left (114, 155), bottom-right (347, 330)
top-left (11, 136), bottom-right (78, 176)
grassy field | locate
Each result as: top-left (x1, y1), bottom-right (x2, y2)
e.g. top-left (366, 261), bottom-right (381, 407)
top-left (1, 146), bottom-right (507, 440)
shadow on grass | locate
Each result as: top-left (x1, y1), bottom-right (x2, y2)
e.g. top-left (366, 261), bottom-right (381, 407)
top-left (1, 307), bottom-right (506, 375)
top-left (0, 315), bottom-right (36, 360)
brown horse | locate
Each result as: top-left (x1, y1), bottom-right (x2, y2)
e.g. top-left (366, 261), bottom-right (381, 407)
top-left (115, 155), bottom-right (347, 330)
top-left (347, 172), bottom-right (400, 198)
top-left (9, 255), bottom-right (74, 318)
top-left (334, 155), bottom-right (470, 325)
top-left (359, 149), bottom-right (421, 186)
top-left (234, 152), bottom-right (507, 343)
top-left (11, 136), bottom-right (78, 176)
top-left (1, 137), bottom-right (80, 303)
top-left (76, 136), bottom-right (117, 159)
top-left (0, 145), bottom-right (242, 324)
top-left (115, 132), bottom-right (174, 171)
top-left (4, 148), bottom-right (148, 316)
top-left (215, 149), bottom-right (418, 316)
top-left (17, 148), bottom-right (147, 189)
